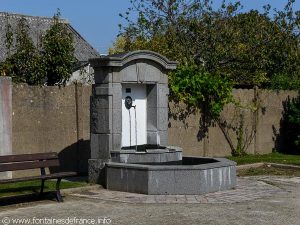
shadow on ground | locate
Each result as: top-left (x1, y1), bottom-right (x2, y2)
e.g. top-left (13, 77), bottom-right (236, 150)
top-left (0, 192), bottom-right (58, 207)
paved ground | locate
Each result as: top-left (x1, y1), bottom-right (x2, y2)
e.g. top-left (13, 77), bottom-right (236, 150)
top-left (71, 177), bottom-right (288, 204)
top-left (0, 176), bottom-right (299, 225)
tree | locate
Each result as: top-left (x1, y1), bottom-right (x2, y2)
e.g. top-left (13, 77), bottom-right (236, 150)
top-left (42, 11), bottom-right (76, 85)
top-left (114, 0), bottom-right (300, 88)
top-left (116, 0), bottom-right (189, 62)
top-left (0, 10), bottom-right (76, 86)
top-left (0, 17), bottom-right (45, 84)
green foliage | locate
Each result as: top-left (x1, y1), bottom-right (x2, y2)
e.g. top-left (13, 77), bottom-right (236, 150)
top-left (0, 180), bottom-right (89, 198)
top-left (42, 11), bottom-right (75, 85)
top-left (110, 32), bottom-right (184, 63)
top-left (237, 165), bottom-right (300, 177)
top-left (115, 0), bottom-right (300, 89)
top-left (0, 10), bottom-right (75, 85)
top-left (270, 73), bottom-right (300, 90)
top-left (227, 152), bottom-right (300, 166)
top-left (169, 64), bottom-right (233, 119)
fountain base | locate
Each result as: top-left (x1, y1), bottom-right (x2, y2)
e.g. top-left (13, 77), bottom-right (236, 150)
top-left (106, 157), bottom-right (236, 195)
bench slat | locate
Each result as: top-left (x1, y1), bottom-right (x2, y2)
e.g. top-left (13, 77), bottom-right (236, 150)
top-left (0, 159), bottom-right (59, 172)
top-left (0, 172), bottom-right (77, 184)
top-left (0, 152), bottom-right (58, 163)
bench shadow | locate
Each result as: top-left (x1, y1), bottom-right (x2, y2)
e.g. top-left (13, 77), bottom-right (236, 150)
top-left (0, 191), bottom-right (58, 207)
top-left (0, 185), bottom-right (40, 195)
top-left (50, 139), bottom-right (90, 175)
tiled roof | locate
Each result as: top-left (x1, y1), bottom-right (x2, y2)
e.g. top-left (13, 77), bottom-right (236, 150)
top-left (0, 12), bottom-right (100, 62)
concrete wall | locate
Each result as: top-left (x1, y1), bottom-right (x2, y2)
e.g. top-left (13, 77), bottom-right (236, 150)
top-left (12, 84), bottom-right (91, 176)
top-left (4, 84), bottom-right (297, 176)
top-left (0, 77), bottom-right (12, 179)
top-left (168, 88), bottom-right (298, 157)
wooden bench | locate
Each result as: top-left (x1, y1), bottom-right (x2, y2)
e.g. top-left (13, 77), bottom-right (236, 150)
top-left (0, 152), bottom-right (77, 202)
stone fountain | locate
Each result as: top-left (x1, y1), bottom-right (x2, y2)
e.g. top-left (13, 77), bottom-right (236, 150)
top-left (88, 50), bottom-right (236, 194)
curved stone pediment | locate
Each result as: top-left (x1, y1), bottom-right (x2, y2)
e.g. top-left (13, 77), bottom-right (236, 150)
top-left (89, 50), bottom-right (177, 70)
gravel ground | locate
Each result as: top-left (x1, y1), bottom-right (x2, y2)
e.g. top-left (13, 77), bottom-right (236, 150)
top-left (0, 176), bottom-right (299, 225)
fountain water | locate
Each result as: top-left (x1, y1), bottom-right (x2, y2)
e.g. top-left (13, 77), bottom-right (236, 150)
top-left (88, 50), bottom-right (236, 194)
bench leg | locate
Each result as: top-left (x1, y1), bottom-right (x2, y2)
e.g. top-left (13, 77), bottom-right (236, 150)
top-left (55, 178), bottom-right (63, 202)
top-left (39, 179), bottom-right (45, 197)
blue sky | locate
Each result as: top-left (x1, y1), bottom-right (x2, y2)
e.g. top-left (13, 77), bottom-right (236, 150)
top-left (1, 0), bottom-right (299, 54)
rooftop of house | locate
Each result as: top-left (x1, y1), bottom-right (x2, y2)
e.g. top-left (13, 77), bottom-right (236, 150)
top-left (0, 12), bottom-right (100, 63)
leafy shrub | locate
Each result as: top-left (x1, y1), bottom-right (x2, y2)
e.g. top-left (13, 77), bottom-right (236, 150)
top-left (169, 64), bottom-right (233, 119)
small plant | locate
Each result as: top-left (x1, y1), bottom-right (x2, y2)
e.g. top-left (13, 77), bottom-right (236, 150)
top-left (234, 113), bottom-right (246, 156)
top-left (217, 108), bottom-right (256, 157)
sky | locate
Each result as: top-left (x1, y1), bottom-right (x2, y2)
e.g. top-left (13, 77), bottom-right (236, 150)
top-left (0, 0), bottom-right (300, 54)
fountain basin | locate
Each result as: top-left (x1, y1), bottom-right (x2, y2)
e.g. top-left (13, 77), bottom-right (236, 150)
top-left (111, 146), bottom-right (183, 164)
top-left (106, 157), bottom-right (236, 195)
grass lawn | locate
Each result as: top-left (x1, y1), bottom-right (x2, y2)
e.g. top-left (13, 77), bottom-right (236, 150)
top-left (227, 152), bottom-right (300, 166)
top-left (237, 165), bottom-right (300, 177)
top-left (0, 180), bottom-right (89, 198)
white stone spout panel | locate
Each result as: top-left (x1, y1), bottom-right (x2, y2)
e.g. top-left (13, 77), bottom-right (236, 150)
top-left (122, 84), bottom-right (147, 147)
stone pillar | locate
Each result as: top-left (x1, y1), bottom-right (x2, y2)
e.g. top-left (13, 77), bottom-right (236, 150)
top-left (88, 70), bottom-right (122, 184)
top-left (0, 77), bottom-right (12, 179)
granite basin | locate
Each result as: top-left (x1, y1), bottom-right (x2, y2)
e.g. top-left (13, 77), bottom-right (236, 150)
top-left (106, 157), bottom-right (236, 195)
